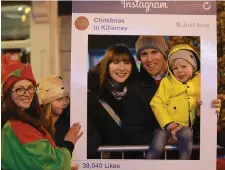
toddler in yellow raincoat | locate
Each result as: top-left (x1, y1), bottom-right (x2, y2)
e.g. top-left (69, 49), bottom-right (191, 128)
top-left (146, 44), bottom-right (201, 160)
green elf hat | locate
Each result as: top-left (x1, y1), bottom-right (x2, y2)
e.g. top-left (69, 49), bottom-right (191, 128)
top-left (1, 59), bottom-right (36, 98)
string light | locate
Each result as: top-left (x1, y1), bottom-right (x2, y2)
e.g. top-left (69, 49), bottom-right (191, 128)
top-left (21, 15), bottom-right (26, 22)
top-left (17, 6), bottom-right (23, 11)
top-left (24, 7), bottom-right (31, 14)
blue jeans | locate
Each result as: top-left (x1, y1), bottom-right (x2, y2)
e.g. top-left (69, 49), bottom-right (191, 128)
top-left (146, 127), bottom-right (193, 160)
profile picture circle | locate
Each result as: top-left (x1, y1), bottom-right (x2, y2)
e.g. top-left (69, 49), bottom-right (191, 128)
top-left (74, 16), bottom-right (89, 30)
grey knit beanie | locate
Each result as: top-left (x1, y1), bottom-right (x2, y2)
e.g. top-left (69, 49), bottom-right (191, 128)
top-left (135, 36), bottom-right (169, 60)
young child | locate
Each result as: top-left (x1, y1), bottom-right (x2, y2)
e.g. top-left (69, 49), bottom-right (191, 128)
top-left (38, 75), bottom-right (71, 146)
top-left (146, 44), bottom-right (201, 160)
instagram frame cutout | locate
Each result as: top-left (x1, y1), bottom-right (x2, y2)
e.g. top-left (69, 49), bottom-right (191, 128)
top-left (70, 0), bottom-right (217, 170)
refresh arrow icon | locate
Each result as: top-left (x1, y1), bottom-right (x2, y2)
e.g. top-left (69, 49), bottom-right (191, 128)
top-left (203, 2), bottom-right (211, 11)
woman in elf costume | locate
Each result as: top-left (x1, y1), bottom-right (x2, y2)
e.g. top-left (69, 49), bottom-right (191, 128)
top-left (1, 60), bottom-right (83, 170)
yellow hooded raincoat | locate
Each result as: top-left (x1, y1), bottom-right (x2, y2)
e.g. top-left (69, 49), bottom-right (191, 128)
top-left (150, 44), bottom-right (200, 129)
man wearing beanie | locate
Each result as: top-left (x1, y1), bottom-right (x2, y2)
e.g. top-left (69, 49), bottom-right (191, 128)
top-left (135, 36), bottom-right (169, 85)
top-left (123, 36), bottom-right (169, 158)
top-left (146, 44), bottom-right (200, 160)
top-left (123, 37), bottom-right (203, 159)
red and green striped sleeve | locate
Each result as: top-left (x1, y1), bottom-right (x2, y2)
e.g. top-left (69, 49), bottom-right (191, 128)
top-left (1, 120), bottom-right (71, 170)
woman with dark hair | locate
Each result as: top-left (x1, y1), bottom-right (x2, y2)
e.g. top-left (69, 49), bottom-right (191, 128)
top-left (1, 61), bottom-right (83, 170)
top-left (87, 44), bottom-right (138, 158)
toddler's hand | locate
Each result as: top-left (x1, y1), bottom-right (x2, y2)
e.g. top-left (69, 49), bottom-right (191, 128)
top-left (170, 134), bottom-right (178, 143)
top-left (171, 126), bottom-right (183, 136)
top-left (64, 123), bottom-right (83, 145)
top-left (196, 99), bottom-right (202, 107)
top-left (196, 99), bottom-right (202, 116)
top-left (165, 122), bottom-right (178, 131)
top-left (170, 126), bottom-right (183, 142)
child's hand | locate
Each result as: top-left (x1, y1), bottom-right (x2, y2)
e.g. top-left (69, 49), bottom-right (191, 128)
top-left (165, 122), bottom-right (178, 131)
top-left (196, 99), bottom-right (202, 107)
top-left (170, 126), bottom-right (183, 141)
top-left (196, 99), bottom-right (202, 116)
top-left (64, 123), bottom-right (83, 145)
top-left (71, 164), bottom-right (80, 170)
top-left (170, 134), bottom-right (178, 143)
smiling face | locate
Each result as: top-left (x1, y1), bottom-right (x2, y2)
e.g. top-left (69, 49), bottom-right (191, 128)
top-left (99, 44), bottom-right (138, 88)
top-left (171, 59), bottom-right (194, 83)
top-left (51, 98), bottom-right (64, 117)
top-left (11, 80), bottom-right (35, 109)
top-left (51, 96), bottom-right (70, 117)
top-left (109, 60), bottom-right (132, 83)
top-left (140, 48), bottom-right (167, 77)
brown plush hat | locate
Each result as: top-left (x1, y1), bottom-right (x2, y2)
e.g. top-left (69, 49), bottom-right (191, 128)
top-left (135, 36), bottom-right (169, 60)
top-left (38, 75), bottom-right (70, 105)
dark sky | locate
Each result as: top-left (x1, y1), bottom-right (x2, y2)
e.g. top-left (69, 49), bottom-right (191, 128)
top-left (88, 35), bottom-right (139, 50)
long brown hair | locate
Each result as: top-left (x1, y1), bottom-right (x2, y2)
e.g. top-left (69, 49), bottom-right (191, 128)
top-left (1, 85), bottom-right (47, 131)
top-left (90, 44), bottom-right (138, 89)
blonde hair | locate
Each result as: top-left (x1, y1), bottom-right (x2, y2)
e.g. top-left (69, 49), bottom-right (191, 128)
top-left (41, 103), bottom-right (56, 137)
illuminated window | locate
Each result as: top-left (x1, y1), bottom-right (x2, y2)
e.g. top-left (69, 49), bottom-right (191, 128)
top-left (1, 5), bottom-right (31, 41)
